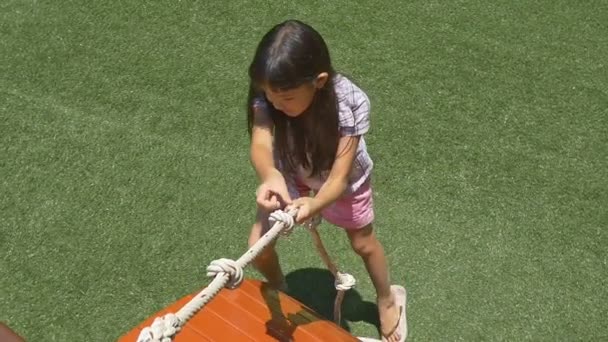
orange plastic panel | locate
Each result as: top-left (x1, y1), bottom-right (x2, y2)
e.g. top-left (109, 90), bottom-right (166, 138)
top-left (119, 279), bottom-right (359, 341)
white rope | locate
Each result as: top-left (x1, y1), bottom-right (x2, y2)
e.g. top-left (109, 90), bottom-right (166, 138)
top-left (270, 210), bottom-right (296, 236)
top-left (307, 220), bottom-right (357, 325)
top-left (136, 208), bottom-right (297, 342)
top-left (206, 258), bottom-right (244, 289)
top-left (335, 271), bottom-right (356, 291)
top-left (333, 271), bottom-right (356, 326)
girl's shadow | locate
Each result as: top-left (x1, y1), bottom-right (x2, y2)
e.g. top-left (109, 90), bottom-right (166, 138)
top-left (284, 267), bottom-right (380, 333)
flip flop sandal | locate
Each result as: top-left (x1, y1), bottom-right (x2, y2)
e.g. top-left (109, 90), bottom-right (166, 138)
top-left (381, 285), bottom-right (407, 342)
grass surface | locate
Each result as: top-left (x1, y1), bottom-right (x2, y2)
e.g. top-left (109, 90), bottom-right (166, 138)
top-left (1, 1), bottom-right (607, 341)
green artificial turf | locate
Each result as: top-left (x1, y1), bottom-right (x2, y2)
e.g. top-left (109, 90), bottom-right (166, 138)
top-left (1, 1), bottom-right (606, 340)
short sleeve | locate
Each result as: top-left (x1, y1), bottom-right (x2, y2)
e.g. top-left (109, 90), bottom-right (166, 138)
top-left (335, 76), bottom-right (371, 137)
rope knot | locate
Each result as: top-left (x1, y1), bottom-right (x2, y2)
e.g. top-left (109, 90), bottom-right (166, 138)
top-left (269, 210), bottom-right (295, 235)
top-left (136, 313), bottom-right (181, 342)
top-left (335, 271), bottom-right (356, 291)
top-left (206, 258), bottom-right (244, 289)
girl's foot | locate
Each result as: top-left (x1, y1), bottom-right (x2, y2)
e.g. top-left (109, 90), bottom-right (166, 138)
top-left (378, 286), bottom-right (407, 341)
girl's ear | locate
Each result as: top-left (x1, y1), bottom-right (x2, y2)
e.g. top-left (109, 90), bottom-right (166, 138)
top-left (314, 72), bottom-right (329, 89)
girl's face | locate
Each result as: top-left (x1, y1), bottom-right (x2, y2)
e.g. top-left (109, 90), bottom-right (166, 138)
top-left (262, 73), bottom-right (328, 117)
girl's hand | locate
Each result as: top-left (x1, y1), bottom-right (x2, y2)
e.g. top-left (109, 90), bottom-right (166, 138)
top-left (256, 170), bottom-right (292, 211)
top-left (287, 197), bottom-right (321, 224)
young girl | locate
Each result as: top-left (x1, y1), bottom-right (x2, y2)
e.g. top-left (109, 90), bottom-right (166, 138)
top-left (246, 20), bottom-right (406, 342)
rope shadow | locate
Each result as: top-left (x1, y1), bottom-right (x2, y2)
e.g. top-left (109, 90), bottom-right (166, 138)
top-left (284, 267), bottom-right (380, 333)
top-left (260, 281), bottom-right (348, 341)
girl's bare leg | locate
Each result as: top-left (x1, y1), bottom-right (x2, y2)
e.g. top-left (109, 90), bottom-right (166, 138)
top-left (346, 224), bottom-right (402, 342)
top-left (248, 208), bottom-right (287, 289)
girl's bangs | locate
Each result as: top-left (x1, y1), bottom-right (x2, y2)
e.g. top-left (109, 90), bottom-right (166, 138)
top-left (252, 57), bottom-right (313, 92)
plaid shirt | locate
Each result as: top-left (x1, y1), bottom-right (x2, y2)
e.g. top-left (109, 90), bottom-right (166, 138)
top-left (253, 74), bottom-right (373, 194)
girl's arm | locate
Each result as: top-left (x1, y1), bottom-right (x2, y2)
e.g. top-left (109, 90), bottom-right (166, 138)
top-left (250, 108), bottom-right (278, 181)
top-left (310, 135), bottom-right (360, 212)
top-left (250, 107), bottom-right (292, 209)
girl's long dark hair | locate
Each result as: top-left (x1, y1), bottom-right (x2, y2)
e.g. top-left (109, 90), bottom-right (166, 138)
top-left (246, 20), bottom-right (340, 177)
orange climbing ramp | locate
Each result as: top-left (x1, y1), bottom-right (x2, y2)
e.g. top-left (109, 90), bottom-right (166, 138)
top-left (119, 279), bottom-right (359, 341)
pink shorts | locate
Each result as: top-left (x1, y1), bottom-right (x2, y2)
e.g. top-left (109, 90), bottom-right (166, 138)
top-left (293, 178), bottom-right (374, 230)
